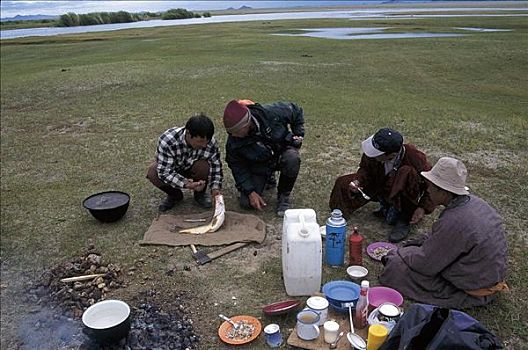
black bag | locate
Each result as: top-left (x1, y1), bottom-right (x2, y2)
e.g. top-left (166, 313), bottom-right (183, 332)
top-left (379, 304), bottom-right (502, 350)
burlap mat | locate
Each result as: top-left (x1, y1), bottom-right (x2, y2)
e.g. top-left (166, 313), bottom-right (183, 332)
top-left (139, 211), bottom-right (266, 247)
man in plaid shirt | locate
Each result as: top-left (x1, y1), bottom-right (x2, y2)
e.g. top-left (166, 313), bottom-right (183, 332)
top-left (146, 114), bottom-right (223, 211)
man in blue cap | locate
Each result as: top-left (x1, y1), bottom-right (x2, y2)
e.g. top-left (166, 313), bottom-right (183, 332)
top-left (329, 128), bottom-right (434, 242)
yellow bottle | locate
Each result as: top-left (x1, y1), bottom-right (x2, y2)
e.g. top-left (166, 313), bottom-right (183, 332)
top-left (367, 324), bottom-right (389, 350)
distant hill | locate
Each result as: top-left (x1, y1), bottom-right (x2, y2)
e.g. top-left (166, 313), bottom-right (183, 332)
top-left (1, 15), bottom-right (59, 22)
top-left (226, 6), bottom-right (253, 11)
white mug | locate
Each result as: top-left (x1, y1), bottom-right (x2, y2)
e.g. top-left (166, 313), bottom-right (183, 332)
top-left (323, 320), bottom-right (339, 344)
top-left (296, 310), bottom-right (320, 340)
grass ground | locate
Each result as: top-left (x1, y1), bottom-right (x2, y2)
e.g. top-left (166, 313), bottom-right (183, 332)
top-left (1, 5), bottom-right (527, 349)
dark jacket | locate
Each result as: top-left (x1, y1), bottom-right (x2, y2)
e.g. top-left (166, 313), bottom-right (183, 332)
top-left (225, 102), bottom-right (304, 194)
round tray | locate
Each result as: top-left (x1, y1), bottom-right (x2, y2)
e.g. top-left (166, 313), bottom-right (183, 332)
top-left (218, 315), bottom-right (262, 345)
top-left (366, 242), bottom-right (397, 261)
top-left (262, 300), bottom-right (300, 316)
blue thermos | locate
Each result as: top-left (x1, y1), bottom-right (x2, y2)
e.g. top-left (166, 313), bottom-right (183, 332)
top-left (325, 209), bottom-right (347, 266)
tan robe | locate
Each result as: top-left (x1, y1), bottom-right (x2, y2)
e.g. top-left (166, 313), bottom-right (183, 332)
top-left (379, 195), bottom-right (508, 309)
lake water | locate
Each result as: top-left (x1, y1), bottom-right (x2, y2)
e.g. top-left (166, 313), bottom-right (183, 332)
top-left (1, 6), bottom-right (526, 40)
top-left (273, 27), bottom-right (511, 40)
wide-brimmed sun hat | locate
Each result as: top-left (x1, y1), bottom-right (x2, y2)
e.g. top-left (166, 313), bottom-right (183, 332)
top-left (361, 128), bottom-right (403, 158)
top-left (421, 157), bottom-right (470, 195)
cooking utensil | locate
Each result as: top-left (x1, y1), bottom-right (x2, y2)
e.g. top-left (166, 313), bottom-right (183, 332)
top-left (82, 300), bottom-right (131, 345)
top-left (329, 331), bottom-right (344, 349)
top-left (218, 314), bottom-right (239, 330)
top-left (346, 302), bottom-right (366, 349)
top-left (83, 191), bottom-right (130, 222)
top-left (349, 182), bottom-right (370, 200)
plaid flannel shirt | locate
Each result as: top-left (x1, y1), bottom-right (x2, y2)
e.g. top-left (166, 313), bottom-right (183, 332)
top-left (156, 127), bottom-right (222, 190)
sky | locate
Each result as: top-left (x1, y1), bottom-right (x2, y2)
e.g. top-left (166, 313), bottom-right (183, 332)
top-left (0, 1), bottom-right (378, 18)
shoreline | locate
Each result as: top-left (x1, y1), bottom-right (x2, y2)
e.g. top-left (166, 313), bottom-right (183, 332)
top-left (2, 1), bottom-right (527, 39)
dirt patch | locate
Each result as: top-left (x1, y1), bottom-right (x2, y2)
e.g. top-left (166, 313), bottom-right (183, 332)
top-left (464, 149), bottom-right (523, 170)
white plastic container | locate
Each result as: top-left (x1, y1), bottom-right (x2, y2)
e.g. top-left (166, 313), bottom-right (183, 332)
top-left (282, 209), bottom-right (322, 296)
top-left (306, 296), bottom-right (329, 325)
top-left (282, 209), bottom-right (317, 239)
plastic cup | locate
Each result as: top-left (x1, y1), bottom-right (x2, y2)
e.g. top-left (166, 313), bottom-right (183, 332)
top-left (367, 324), bottom-right (389, 350)
top-left (323, 320), bottom-right (339, 344)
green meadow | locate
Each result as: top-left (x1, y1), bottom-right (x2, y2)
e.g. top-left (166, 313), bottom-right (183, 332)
top-left (1, 8), bottom-right (527, 349)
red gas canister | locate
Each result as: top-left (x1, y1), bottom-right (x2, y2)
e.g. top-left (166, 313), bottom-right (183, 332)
top-left (348, 226), bottom-right (364, 266)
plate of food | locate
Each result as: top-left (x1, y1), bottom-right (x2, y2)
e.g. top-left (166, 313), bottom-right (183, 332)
top-left (366, 242), bottom-right (397, 261)
top-left (218, 315), bottom-right (262, 345)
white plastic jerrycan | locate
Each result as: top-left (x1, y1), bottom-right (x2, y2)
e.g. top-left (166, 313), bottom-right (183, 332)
top-left (282, 209), bottom-right (322, 296)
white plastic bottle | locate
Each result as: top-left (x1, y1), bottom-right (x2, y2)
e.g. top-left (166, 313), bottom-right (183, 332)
top-left (282, 209), bottom-right (322, 296)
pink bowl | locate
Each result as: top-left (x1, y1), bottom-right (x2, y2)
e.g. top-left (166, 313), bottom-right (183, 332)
top-left (368, 286), bottom-right (403, 308)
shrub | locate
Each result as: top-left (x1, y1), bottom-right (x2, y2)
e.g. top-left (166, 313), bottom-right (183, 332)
top-left (58, 12), bottom-right (80, 27)
top-left (161, 8), bottom-right (197, 20)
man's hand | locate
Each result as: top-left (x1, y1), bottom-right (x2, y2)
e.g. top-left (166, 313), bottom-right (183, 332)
top-left (249, 191), bottom-right (267, 210)
top-left (410, 207), bottom-right (425, 224)
top-left (186, 179), bottom-right (206, 192)
top-left (292, 135), bottom-right (303, 148)
top-left (348, 180), bottom-right (361, 194)
top-left (401, 235), bottom-right (426, 247)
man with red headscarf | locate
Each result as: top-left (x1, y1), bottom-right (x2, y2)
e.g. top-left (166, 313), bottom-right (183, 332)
top-left (223, 99), bottom-right (304, 216)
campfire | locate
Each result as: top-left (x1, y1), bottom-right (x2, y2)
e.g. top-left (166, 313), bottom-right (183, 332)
top-left (21, 246), bottom-right (199, 349)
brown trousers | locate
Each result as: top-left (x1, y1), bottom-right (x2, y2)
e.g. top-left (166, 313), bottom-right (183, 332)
top-left (146, 159), bottom-right (209, 199)
top-left (329, 165), bottom-right (422, 220)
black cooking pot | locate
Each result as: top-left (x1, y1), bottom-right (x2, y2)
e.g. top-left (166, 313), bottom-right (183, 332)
top-left (83, 191), bottom-right (130, 223)
top-left (82, 299), bottom-right (131, 344)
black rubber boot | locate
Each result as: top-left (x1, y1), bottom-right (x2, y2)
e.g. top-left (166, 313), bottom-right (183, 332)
top-left (194, 191), bottom-right (212, 209)
top-left (389, 220), bottom-right (411, 243)
top-left (276, 192), bottom-right (291, 217)
top-left (159, 195), bottom-right (178, 212)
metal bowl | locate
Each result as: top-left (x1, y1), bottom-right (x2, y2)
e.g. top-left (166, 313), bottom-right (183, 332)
top-left (83, 191), bottom-right (130, 223)
top-left (82, 299), bottom-right (131, 344)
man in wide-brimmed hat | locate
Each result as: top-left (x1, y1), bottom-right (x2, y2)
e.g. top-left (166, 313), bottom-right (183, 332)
top-left (329, 128), bottom-right (435, 242)
top-left (379, 157), bottom-right (508, 309)
top-left (223, 99), bottom-right (304, 216)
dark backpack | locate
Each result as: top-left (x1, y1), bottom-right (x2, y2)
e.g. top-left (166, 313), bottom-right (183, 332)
top-left (379, 304), bottom-right (502, 350)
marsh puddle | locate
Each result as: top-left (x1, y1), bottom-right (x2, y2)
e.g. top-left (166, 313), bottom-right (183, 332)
top-left (273, 27), bottom-right (510, 40)
top-left (454, 27), bottom-right (512, 32)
